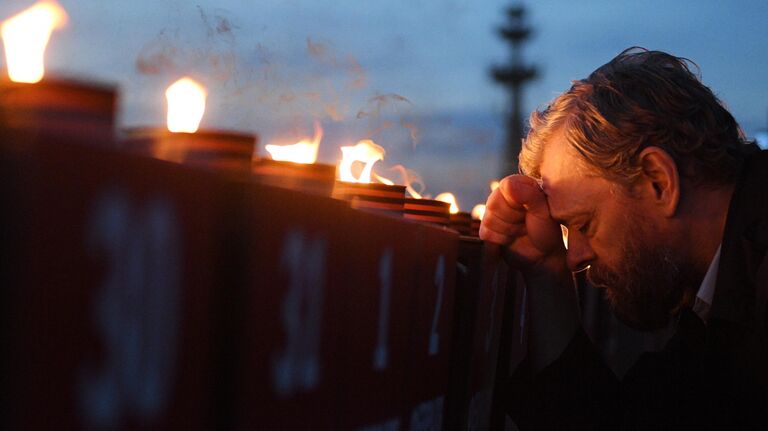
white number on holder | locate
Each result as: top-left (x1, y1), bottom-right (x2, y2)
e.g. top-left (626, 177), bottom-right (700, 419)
top-left (272, 229), bottom-right (327, 397)
top-left (428, 255), bottom-right (445, 356)
top-left (79, 191), bottom-right (180, 428)
top-left (373, 248), bottom-right (394, 371)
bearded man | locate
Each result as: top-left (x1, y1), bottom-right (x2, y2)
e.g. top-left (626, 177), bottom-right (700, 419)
top-left (481, 48), bottom-right (767, 429)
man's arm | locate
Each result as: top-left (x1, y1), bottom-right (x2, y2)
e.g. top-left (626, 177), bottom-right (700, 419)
top-left (481, 175), bottom-right (619, 430)
top-left (522, 259), bottom-right (580, 373)
top-left (481, 175), bottom-right (580, 372)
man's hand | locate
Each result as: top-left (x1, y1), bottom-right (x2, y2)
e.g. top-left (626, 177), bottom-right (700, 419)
top-left (481, 175), bottom-right (579, 372)
top-left (479, 174), bottom-right (565, 275)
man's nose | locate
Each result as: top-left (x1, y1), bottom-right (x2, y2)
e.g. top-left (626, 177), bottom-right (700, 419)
top-left (565, 235), bottom-right (595, 272)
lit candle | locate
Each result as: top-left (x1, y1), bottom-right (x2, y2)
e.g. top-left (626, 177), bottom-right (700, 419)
top-left (124, 77), bottom-right (256, 178)
top-left (436, 192), bottom-right (473, 236)
top-left (0, 0), bottom-right (116, 146)
top-left (376, 165), bottom-right (451, 227)
top-left (332, 139), bottom-right (405, 217)
top-left (252, 121), bottom-right (337, 196)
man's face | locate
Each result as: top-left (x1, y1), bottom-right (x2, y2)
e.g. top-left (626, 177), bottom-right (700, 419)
top-left (539, 132), bottom-right (697, 330)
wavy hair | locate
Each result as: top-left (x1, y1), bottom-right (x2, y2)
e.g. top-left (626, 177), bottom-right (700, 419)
top-left (519, 47), bottom-right (748, 187)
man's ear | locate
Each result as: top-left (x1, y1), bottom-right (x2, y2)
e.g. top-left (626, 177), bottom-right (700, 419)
top-left (637, 146), bottom-right (680, 217)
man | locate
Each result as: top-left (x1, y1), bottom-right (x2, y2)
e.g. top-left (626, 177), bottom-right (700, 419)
top-left (481, 47), bottom-right (767, 430)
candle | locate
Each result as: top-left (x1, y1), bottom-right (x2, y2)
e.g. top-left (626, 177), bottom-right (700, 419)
top-left (0, 1), bottom-right (116, 147)
top-left (403, 197), bottom-right (451, 227)
top-left (332, 139), bottom-right (405, 217)
top-left (470, 204), bottom-right (486, 237)
top-left (436, 192), bottom-right (473, 236)
top-left (124, 77), bottom-right (256, 179)
top-left (252, 121), bottom-right (337, 196)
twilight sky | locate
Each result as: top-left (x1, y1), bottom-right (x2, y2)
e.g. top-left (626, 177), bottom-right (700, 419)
top-left (2, 0), bottom-right (767, 207)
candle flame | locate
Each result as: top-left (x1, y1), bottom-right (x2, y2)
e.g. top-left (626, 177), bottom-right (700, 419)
top-left (1, 0), bottom-right (68, 83)
top-left (471, 204), bottom-right (486, 220)
top-left (265, 121), bottom-right (323, 164)
top-left (338, 139), bottom-right (385, 183)
top-left (373, 173), bottom-right (394, 185)
top-left (490, 180), bottom-right (500, 192)
top-left (435, 192), bottom-right (460, 214)
top-left (389, 164), bottom-right (424, 199)
top-left (166, 77), bottom-right (206, 133)
top-left (373, 164), bottom-right (424, 199)
top-left (408, 187), bottom-right (423, 200)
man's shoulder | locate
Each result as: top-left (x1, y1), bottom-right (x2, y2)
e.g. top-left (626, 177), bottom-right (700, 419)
top-left (726, 147), bottom-right (768, 253)
top-left (709, 144), bottom-right (768, 339)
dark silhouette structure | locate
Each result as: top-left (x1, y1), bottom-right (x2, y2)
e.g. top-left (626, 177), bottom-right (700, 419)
top-left (492, 5), bottom-right (538, 175)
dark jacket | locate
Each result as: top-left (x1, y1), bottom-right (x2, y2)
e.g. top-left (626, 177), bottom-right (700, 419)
top-left (506, 149), bottom-right (768, 430)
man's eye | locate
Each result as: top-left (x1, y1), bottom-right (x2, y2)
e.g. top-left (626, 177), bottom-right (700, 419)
top-left (578, 221), bottom-right (591, 234)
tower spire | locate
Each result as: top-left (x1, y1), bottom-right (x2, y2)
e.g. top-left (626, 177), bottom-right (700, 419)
top-left (491, 4), bottom-right (538, 175)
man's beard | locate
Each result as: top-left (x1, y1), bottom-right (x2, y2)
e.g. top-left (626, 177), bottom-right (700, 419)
top-left (586, 220), bottom-right (699, 331)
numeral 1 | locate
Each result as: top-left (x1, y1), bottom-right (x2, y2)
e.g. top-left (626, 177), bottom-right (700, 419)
top-left (373, 248), bottom-right (393, 371)
top-left (272, 229), bottom-right (327, 397)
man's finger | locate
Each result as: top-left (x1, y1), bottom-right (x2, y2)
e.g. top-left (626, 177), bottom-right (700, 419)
top-left (481, 211), bottom-right (526, 238)
top-left (485, 191), bottom-right (526, 224)
top-left (499, 175), bottom-right (551, 220)
top-left (479, 225), bottom-right (513, 245)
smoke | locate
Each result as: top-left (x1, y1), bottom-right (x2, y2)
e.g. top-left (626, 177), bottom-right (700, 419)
top-left (197, 6), bottom-right (237, 38)
top-left (387, 164), bottom-right (428, 198)
top-left (130, 4), bottom-right (424, 165)
top-left (356, 93), bottom-right (411, 118)
top-left (305, 37), bottom-right (366, 89)
top-left (135, 7), bottom-right (239, 83)
top-left (356, 94), bottom-right (419, 148)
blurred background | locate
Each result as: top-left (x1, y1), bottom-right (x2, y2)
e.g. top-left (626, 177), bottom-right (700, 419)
top-left (1, 0), bottom-right (766, 209)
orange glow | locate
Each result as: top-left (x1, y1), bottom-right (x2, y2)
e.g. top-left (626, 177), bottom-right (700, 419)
top-left (471, 204), bottom-right (486, 220)
top-left (407, 187), bottom-right (423, 199)
top-left (1, 0), bottom-right (68, 83)
top-left (265, 121), bottom-right (323, 164)
top-left (373, 173), bottom-right (394, 185)
top-left (561, 225), bottom-right (569, 250)
top-left (165, 77), bottom-right (206, 133)
top-left (490, 180), bottom-right (500, 192)
top-left (338, 139), bottom-right (385, 183)
top-left (435, 192), bottom-right (460, 214)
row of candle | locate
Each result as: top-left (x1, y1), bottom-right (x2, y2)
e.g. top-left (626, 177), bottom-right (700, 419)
top-left (0, 0), bottom-right (493, 236)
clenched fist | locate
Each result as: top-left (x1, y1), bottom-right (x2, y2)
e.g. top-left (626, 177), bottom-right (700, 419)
top-left (479, 175), bottom-right (565, 274)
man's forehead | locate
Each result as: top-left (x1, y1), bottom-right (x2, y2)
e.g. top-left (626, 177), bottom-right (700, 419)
top-left (538, 133), bottom-right (602, 220)
top-left (538, 129), bottom-right (578, 181)
top-left (541, 174), bottom-right (607, 223)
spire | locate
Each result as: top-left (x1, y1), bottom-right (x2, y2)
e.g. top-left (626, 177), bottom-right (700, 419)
top-left (491, 4), bottom-right (538, 175)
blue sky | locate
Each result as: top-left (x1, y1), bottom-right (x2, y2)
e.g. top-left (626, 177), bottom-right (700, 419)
top-left (2, 0), bottom-right (767, 207)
